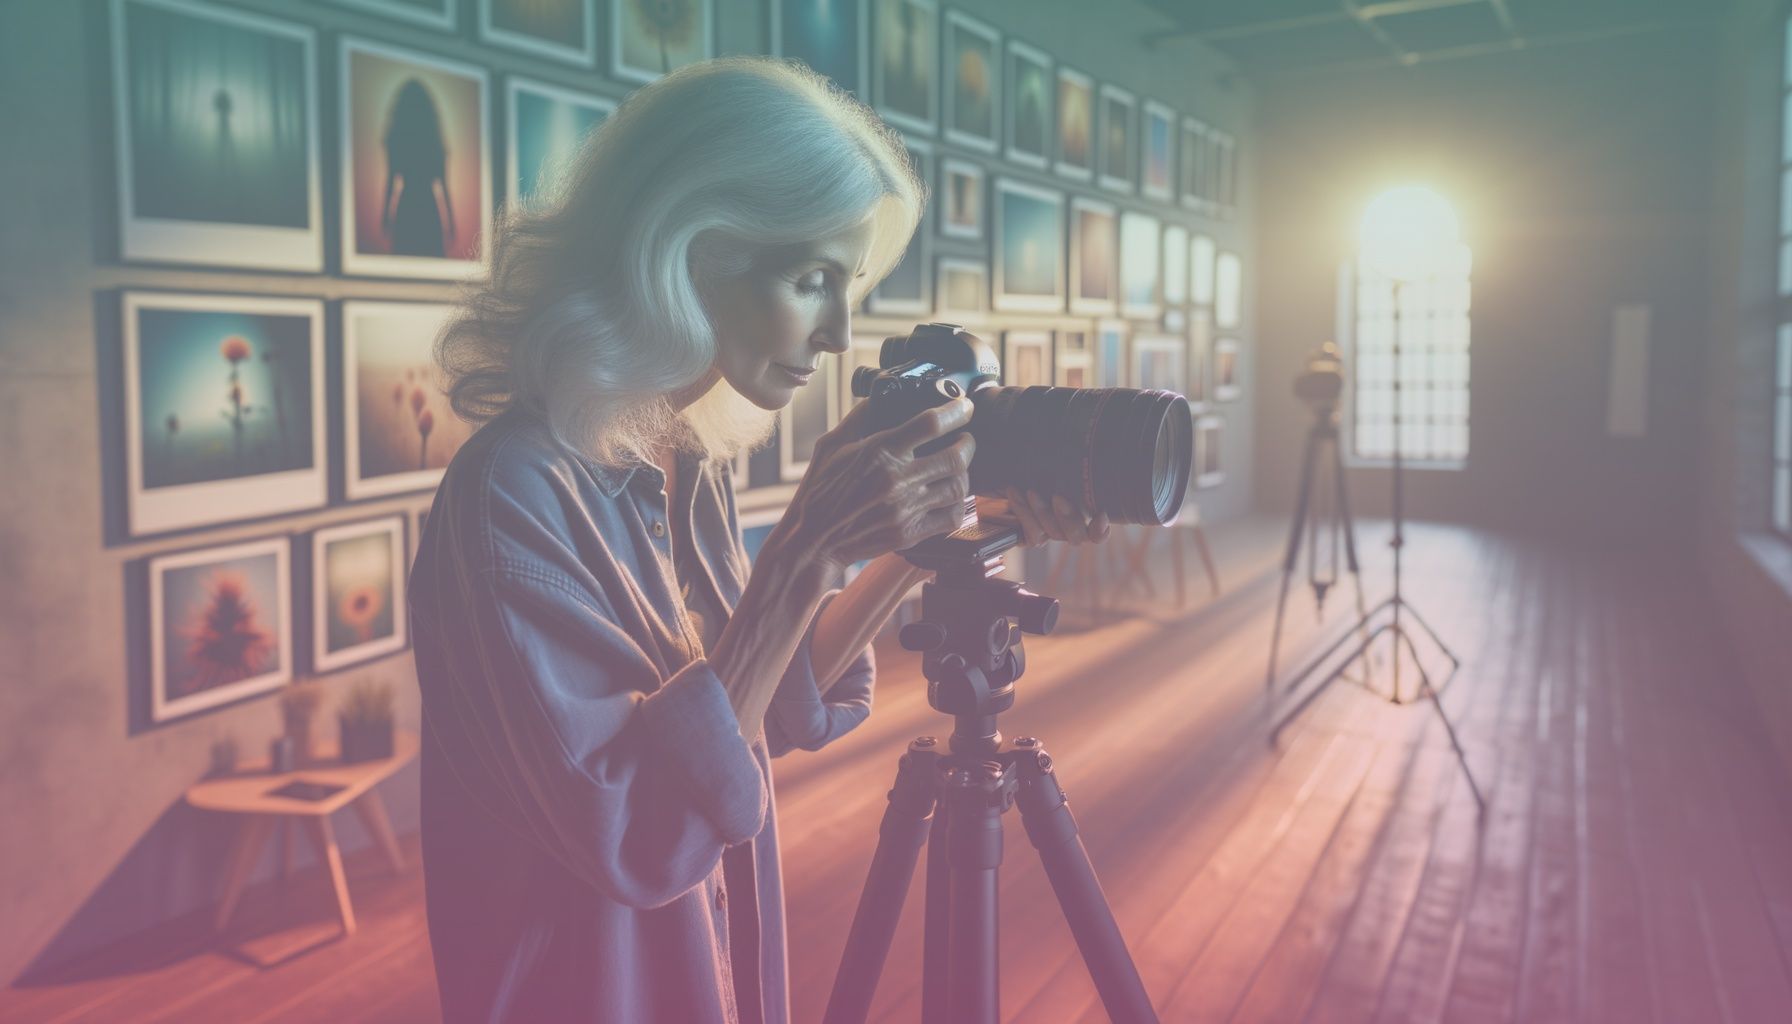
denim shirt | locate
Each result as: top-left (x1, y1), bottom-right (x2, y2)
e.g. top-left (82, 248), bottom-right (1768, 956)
top-left (409, 408), bottom-right (875, 1024)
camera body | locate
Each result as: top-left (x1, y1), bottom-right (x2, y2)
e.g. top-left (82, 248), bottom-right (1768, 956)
top-left (851, 322), bottom-right (998, 458)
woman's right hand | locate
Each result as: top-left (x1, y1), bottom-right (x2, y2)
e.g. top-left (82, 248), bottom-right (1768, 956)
top-left (777, 395), bottom-right (977, 572)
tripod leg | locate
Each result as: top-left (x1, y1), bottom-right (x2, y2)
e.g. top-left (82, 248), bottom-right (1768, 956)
top-left (825, 740), bottom-right (942, 1024)
top-left (1395, 628), bottom-right (1486, 812)
top-left (1267, 428), bottom-right (1321, 699)
top-left (1329, 432), bottom-right (1381, 698)
top-left (1194, 524), bottom-right (1221, 598)
top-left (943, 762), bottom-right (1005, 1024)
top-left (1012, 740), bottom-right (1159, 1023)
top-left (922, 774), bottom-right (951, 1024)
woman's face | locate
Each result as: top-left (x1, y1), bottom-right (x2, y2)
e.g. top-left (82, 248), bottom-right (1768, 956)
top-left (704, 219), bottom-right (877, 411)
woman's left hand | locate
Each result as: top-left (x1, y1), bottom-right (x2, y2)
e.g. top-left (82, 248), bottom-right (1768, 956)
top-left (976, 488), bottom-right (1111, 548)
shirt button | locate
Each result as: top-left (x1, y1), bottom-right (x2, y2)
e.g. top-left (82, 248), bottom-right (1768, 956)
top-left (651, 519), bottom-right (666, 538)
top-left (715, 886), bottom-right (727, 909)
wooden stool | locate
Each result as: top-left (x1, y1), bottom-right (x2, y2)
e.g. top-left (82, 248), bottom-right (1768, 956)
top-left (186, 731), bottom-right (419, 938)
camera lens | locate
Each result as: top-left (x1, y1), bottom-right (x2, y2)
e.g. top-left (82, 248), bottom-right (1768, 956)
top-left (968, 384), bottom-right (1193, 526)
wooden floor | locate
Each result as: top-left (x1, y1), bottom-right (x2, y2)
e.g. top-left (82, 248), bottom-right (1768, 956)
top-left (8, 519), bottom-right (1792, 1023)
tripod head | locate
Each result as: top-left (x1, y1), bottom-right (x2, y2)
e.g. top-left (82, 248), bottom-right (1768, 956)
top-left (1295, 341), bottom-right (1346, 434)
top-left (895, 518), bottom-right (1059, 756)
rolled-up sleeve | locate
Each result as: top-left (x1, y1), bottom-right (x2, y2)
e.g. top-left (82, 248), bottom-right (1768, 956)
top-left (763, 589), bottom-right (876, 757)
top-left (430, 563), bottom-right (766, 910)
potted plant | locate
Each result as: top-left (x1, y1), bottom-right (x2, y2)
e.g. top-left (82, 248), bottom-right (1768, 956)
top-left (338, 680), bottom-right (396, 763)
top-left (279, 684), bottom-right (323, 765)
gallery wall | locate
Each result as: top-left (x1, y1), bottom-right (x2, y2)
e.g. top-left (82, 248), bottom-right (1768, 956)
top-left (0, 0), bottom-right (1255, 985)
top-left (1254, 29), bottom-right (1716, 545)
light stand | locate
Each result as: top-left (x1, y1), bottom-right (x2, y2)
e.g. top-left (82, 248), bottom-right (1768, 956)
top-left (1267, 247), bottom-right (1485, 812)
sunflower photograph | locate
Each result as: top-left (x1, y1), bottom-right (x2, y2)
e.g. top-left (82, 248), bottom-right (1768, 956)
top-left (312, 516), bottom-right (408, 672)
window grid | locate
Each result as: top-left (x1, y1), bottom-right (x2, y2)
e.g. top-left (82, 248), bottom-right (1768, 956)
top-left (1350, 260), bottom-right (1472, 464)
top-left (1776, 14), bottom-right (1792, 535)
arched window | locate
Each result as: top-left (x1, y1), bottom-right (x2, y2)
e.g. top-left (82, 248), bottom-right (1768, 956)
top-left (1773, 13), bottom-right (1792, 534)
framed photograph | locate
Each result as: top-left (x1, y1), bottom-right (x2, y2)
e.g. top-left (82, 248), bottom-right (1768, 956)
top-left (1055, 66), bottom-right (1095, 181)
top-left (1187, 310), bottom-right (1212, 408)
top-left (327, 0), bottom-right (455, 31)
top-left (869, 140), bottom-right (933, 315)
top-left (123, 291), bottom-right (326, 536)
top-left (779, 352), bottom-right (840, 481)
top-left (1056, 329), bottom-right (1093, 388)
top-left (507, 79), bottom-right (613, 208)
top-left (1119, 211), bottom-right (1162, 320)
top-left (1190, 233), bottom-right (1216, 306)
top-left (311, 515), bottom-right (408, 672)
top-left (940, 157), bottom-right (984, 240)
top-left (1097, 83), bottom-right (1135, 194)
top-left (111, 0), bottom-right (321, 272)
top-left (1179, 117), bottom-right (1206, 212)
top-left (1141, 100), bottom-right (1176, 203)
top-left (149, 536), bottom-right (292, 723)
top-left (1162, 223), bottom-right (1189, 306)
top-left (1132, 333), bottom-right (1185, 394)
top-left (1004, 40), bottom-right (1052, 170)
top-left (342, 300), bottom-right (474, 500)
top-left (874, 0), bottom-right (937, 134)
top-left (1069, 195), bottom-right (1117, 317)
top-left (478, 0), bottom-right (597, 66)
top-left (992, 178), bottom-right (1065, 313)
top-left (612, 0), bottom-right (713, 85)
top-left (1003, 330), bottom-right (1053, 389)
top-left (1096, 319), bottom-right (1128, 388)
top-left (943, 10), bottom-right (1000, 153)
top-left (1214, 131), bottom-right (1239, 212)
top-left (773, 0), bottom-right (868, 96)
top-left (1214, 337), bottom-right (1240, 401)
top-left (339, 38), bottom-right (491, 280)
top-left (936, 257), bottom-right (989, 323)
top-left (1215, 250), bottom-right (1243, 328)
top-left (1194, 414), bottom-right (1224, 488)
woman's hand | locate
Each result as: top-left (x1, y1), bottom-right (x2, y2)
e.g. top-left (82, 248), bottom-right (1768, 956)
top-left (976, 489), bottom-right (1111, 548)
top-left (774, 396), bottom-right (977, 573)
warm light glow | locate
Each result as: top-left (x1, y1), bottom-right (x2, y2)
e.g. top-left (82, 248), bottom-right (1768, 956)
top-left (1359, 185), bottom-right (1462, 282)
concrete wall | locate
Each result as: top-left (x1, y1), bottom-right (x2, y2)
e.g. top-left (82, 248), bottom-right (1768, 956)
top-left (0, 0), bottom-right (1252, 985)
top-left (1253, 30), bottom-right (1716, 545)
top-left (1699, 0), bottom-right (1792, 778)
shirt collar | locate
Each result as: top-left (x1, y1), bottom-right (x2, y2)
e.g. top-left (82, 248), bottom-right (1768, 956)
top-left (586, 447), bottom-right (710, 500)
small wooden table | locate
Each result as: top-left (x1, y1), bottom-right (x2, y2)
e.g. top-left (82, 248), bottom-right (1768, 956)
top-left (187, 731), bottom-right (419, 938)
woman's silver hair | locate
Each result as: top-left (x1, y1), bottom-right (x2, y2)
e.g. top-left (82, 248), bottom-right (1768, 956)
top-left (439, 57), bottom-right (924, 467)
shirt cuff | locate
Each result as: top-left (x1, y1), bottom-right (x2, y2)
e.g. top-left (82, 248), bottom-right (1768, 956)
top-left (636, 658), bottom-right (767, 844)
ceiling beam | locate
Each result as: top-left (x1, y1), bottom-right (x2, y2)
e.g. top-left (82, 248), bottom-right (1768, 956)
top-left (1265, 19), bottom-right (1699, 79)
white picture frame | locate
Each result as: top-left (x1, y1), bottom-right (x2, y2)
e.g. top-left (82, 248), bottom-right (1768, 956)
top-left (1216, 249), bottom-right (1243, 328)
top-left (936, 256), bottom-right (989, 323)
top-left (1141, 99), bottom-right (1176, 203)
top-left (992, 177), bottom-right (1065, 313)
top-left (1162, 223), bottom-right (1189, 306)
top-left (1069, 195), bottom-right (1118, 317)
top-left (327, 0), bottom-right (456, 31)
top-left (942, 9), bottom-right (1001, 153)
top-left (311, 515), bottom-right (409, 673)
top-left (1214, 337), bottom-right (1240, 402)
top-left (1003, 39), bottom-right (1052, 170)
top-left (477, 0), bottom-right (598, 67)
top-left (111, 0), bottom-right (323, 272)
top-left (149, 536), bottom-right (292, 723)
top-left (1119, 210), bottom-right (1162, 321)
top-left (123, 291), bottom-right (328, 536)
top-left (611, 0), bottom-right (714, 85)
top-left (1190, 233), bottom-right (1217, 307)
top-left (338, 37), bottom-right (492, 280)
top-left (1194, 414), bottom-right (1224, 488)
top-left (505, 77), bottom-right (615, 208)
top-left (939, 157), bottom-right (985, 241)
top-left (1054, 65), bottom-right (1096, 182)
top-left (1097, 83), bottom-right (1135, 194)
top-left (873, 0), bottom-right (938, 135)
top-left (771, 0), bottom-right (870, 96)
top-left (341, 299), bottom-right (464, 500)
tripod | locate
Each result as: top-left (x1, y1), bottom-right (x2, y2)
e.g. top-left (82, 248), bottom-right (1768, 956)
top-left (1264, 346), bottom-right (1376, 702)
top-left (824, 522), bottom-right (1158, 1024)
top-left (1266, 283), bottom-right (1485, 811)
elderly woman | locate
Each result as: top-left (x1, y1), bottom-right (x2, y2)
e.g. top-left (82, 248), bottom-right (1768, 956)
top-left (411, 58), bottom-right (1108, 1023)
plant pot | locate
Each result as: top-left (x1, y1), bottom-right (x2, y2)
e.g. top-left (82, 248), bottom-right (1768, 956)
top-left (339, 716), bottom-right (395, 764)
top-left (269, 735), bottom-right (297, 774)
top-left (285, 721), bottom-right (314, 766)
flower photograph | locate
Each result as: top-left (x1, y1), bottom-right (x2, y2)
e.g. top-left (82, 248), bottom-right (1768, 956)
top-left (149, 536), bottom-right (291, 722)
top-left (312, 516), bottom-right (408, 672)
top-left (343, 301), bottom-right (473, 499)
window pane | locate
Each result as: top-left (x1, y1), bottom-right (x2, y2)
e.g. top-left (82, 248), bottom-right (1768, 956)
top-left (1781, 242), bottom-right (1792, 296)
top-left (1348, 253), bottom-right (1471, 464)
top-left (1777, 465), bottom-right (1791, 533)
top-left (1779, 324), bottom-right (1792, 391)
